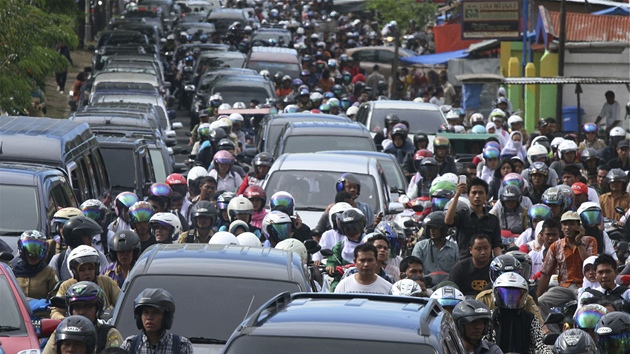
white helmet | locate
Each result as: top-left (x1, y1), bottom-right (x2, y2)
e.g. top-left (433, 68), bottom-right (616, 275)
top-left (218, 103), bottom-right (232, 111)
top-left (470, 112), bottom-right (485, 124)
top-left (445, 197), bottom-right (470, 214)
top-left (576, 202), bottom-right (601, 219)
top-left (219, 117), bottom-right (233, 128)
top-left (453, 125), bottom-right (466, 134)
top-left (227, 196), bottom-right (253, 222)
top-left (346, 106), bottom-right (359, 116)
top-left (187, 166), bottom-right (208, 183)
top-left (228, 220), bottom-right (250, 234)
top-left (209, 231), bottom-right (239, 245)
top-left (391, 279), bottom-right (424, 297)
top-left (551, 137), bottom-right (565, 150)
top-left (507, 115), bottom-right (523, 126)
top-left (558, 139), bottom-right (578, 159)
top-left (430, 286), bottom-right (465, 308)
top-left (493, 272), bottom-right (528, 309)
top-left (284, 104), bottom-right (299, 113)
top-left (310, 92), bottom-right (323, 102)
top-left (229, 112), bottom-right (244, 123)
top-left (259, 70), bottom-right (270, 79)
top-left (275, 238), bottom-right (308, 264)
top-left (328, 202), bottom-right (352, 229)
top-left (610, 126), bottom-right (625, 137)
top-left (210, 93), bottom-right (222, 101)
top-left (527, 144), bottom-right (548, 164)
top-left (211, 119), bottom-right (229, 132)
top-left (296, 27), bottom-right (305, 35)
top-left (445, 110), bottom-right (459, 120)
top-left (149, 212), bottom-right (182, 238)
top-left (489, 108), bottom-right (506, 121)
top-left (262, 210), bottom-right (292, 242)
top-left (67, 245), bottom-right (101, 279)
top-left (236, 232), bottom-right (262, 247)
top-left (440, 173), bottom-right (459, 186)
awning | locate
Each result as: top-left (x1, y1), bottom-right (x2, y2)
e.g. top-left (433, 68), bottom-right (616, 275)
top-left (455, 74), bottom-right (630, 85)
top-left (399, 49), bottom-right (468, 65)
top-left (592, 6), bottom-right (630, 16)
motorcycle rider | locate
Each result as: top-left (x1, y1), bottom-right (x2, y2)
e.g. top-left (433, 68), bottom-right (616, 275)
top-left (515, 204), bottom-right (552, 247)
top-left (150, 213), bottom-right (182, 244)
top-left (14, 230), bottom-right (58, 299)
top-left (490, 185), bottom-right (527, 243)
top-left (178, 201), bottom-right (217, 244)
top-left (553, 328), bottom-right (598, 354)
top-left (237, 152), bottom-right (274, 194)
top-left (432, 136), bottom-right (457, 175)
top-left (579, 254), bottom-right (630, 311)
top-left (430, 286), bottom-right (465, 314)
top-left (550, 139), bottom-right (581, 178)
top-left (411, 211), bottom-right (458, 275)
top-left (335, 173), bottom-right (376, 228)
top-left (221, 196), bottom-right (262, 238)
top-left (452, 300), bottom-right (503, 354)
top-left (401, 132), bottom-right (430, 179)
top-left (102, 230), bottom-right (141, 287)
top-left (243, 185), bottom-right (268, 229)
top-left (383, 123), bottom-right (414, 164)
top-left (599, 168), bottom-right (630, 221)
top-left (577, 202), bottom-right (617, 259)
top-left (53, 316), bottom-right (98, 354)
top-left (312, 202), bottom-right (352, 266)
top-left (107, 192), bottom-right (139, 240)
top-left (334, 243), bottom-right (392, 295)
top-left (261, 210), bottom-right (293, 248)
top-left (600, 126), bottom-right (625, 162)
top-left (47, 207), bottom-right (83, 263)
top-left (128, 201), bottom-right (156, 253)
top-left (79, 199), bottom-right (110, 254)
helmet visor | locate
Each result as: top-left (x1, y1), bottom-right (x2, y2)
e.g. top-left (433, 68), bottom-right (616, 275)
top-left (437, 298), bottom-right (461, 308)
top-left (341, 221), bottom-right (364, 236)
top-left (82, 208), bottom-right (104, 221)
top-left (269, 222), bottom-right (292, 241)
top-left (271, 195), bottom-right (294, 214)
top-left (431, 197), bottom-right (450, 211)
top-left (598, 332), bottom-right (630, 354)
top-left (150, 184), bottom-right (172, 197)
top-left (580, 210), bottom-right (602, 227)
top-left (503, 179), bottom-right (522, 188)
top-left (130, 206), bottom-right (154, 223)
top-left (574, 309), bottom-right (604, 329)
top-left (20, 238), bottom-right (47, 260)
top-left (495, 287), bottom-right (527, 309)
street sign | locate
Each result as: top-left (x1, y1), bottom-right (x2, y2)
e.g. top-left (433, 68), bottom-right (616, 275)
top-left (461, 0), bottom-right (521, 40)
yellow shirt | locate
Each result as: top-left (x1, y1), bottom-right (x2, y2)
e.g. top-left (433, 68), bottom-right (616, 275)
top-left (599, 192), bottom-right (630, 221)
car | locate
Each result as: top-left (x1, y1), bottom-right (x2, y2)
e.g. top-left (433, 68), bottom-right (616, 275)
top-left (90, 72), bottom-right (169, 97)
top-left (223, 292), bottom-right (465, 354)
top-left (189, 68), bottom-right (258, 117)
top-left (96, 30), bottom-right (149, 49)
top-left (251, 28), bottom-right (292, 48)
top-left (263, 152), bottom-right (402, 229)
top-left (83, 101), bottom-right (177, 139)
top-left (272, 121), bottom-right (376, 158)
top-left (0, 162), bottom-right (78, 252)
top-left (245, 46), bottom-right (301, 79)
top-left (193, 50), bottom-right (247, 73)
top-left (109, 244), bottom-right (311, 353)
top-left (208, 74), bottom-right (277, 107)
top-left (354, 100), bottom-right (447, 149)
top-left (255, 112), bottom-right (350, 154)
top-left (346, 46), bottom-right (419, 80)
top-left (205, 8), bottom-right (247, 33)
top-left (0, 262), bottom-right (59, 353)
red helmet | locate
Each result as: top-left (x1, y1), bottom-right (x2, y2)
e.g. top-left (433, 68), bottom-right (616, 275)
top-left (243, 185), bottom-right (267, 205)
top-left (165, 173), bottom-right (186, 186)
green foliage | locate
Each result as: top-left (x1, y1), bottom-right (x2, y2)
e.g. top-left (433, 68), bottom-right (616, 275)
top-left (366, 0), bottom-right (437, 29)
top-left (0, 0), bottom-right (78, 114)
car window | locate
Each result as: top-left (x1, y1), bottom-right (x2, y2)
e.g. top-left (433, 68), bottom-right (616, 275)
top-left (356, 104), bottom-right (370, 126)
top-left (140, 148), bottom-right (156, 184)
top-left (100, 148), bottom-right (137, 190)
top-left (90, 150), bottom-right (110, 197)
top-left (0, 185), bottom-right (39, 233)
top-left (113, 275), bottom-right (303, 341)
top-left (352, 49), bottom-right (377, 62)
top-left (149, 148), bottom-right (168, 183)
top-left (246, 62), bottom-right (300, 79)
top-left (378, 158), bottom-right (406, 193)
top-left (282, 136), bottom-right (375, 155)
top-left (69, 162), bottom-right (89, 202)
top-left (0, 276), bottom-right (27, 334)
top-left (213, 85), bottom-right (273, 107)
top-left (369, 108), bottom-right (445, 134)
top-left (225, 337), bottom-right (438, 354)
top-left (51, 182), bottom-right (72, 209)
top-left (377, 50), bottom-right (395, 64)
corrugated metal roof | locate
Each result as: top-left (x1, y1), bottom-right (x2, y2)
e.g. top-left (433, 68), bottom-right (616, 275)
top-left (549, 11), bottom-right (630, 42)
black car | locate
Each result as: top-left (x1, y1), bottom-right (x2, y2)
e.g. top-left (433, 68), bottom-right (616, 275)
top-left (223, 292), bottom-right (466, 354)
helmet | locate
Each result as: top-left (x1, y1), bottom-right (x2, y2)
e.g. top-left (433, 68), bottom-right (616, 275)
top-left (429, 182), bottom-right (456, 210)
top-left (231, 104), bottom-right (246, 112)
top-left (114, 192), bottom-right (139, 217)
top-left (390, 279), bottom-right (423, 297)
top-left (329, 202), bottom-right (353, 230)
top-left (269, 191), bottom-right (295, 216)
top-left (384, 114), bottom-right (400, 127)
top-left (390, 123), bottom-right (408, 139)
top-left (595, 312), bottom-right (630, 354)
top-left (209, 127), bottom-right (227, 143)
top-left (149, 212), bottom-right (182, 239)
top-left (489, 108), bottom-right (506, 121)
top-left (218, 138), bottom-right (236, 151)
top-left (500, 185), bottom-right (522, 204)
top-left (262, 211), bottom-right (292, 243)
top-left (493, 272), bottom-right (528, 309)
top-left (581, 122), bottom-right (597, 133)
top-left (529, 161), bottom-right (550, 178)
top-left (424, 211), bottom-right (448, 238)
top-left (108, 229), bottom-right (141, 262)
top-left (471, 113), bottom-right (485, 125)
top-left (471, 125), bottom-right (487, 134)
top-left (577, 202), bottom-right (602, 227)
top-left (62, 216), bottom-right (103, 249)
top-left (542, 187), bottom-right (564, 206)
top-left (419, 157), bottom-right (439, 180)
top-left (213, 150), bottom-right (234, 166)
top-left (18, 230), bottom-right (47, 262)
top-left (581, 148), bottom-right (599, 167)
top-left (502, 172), bottom-right (524, 190)
top-left (532, 135), bottom-right (551, 152)
top-left (192, 200), bottom-right (217, 226)
top-left (489, 254), bottom-right (522, 282)
top-left (227, 196), bottom-right (254, 222)
top-left (253, 152), bottom-right (274, 168)
top-left (445, 110), bottom-right (459, 121)
top-left (573, 304), bottom-right (607, 330)
top-left (328, 98), bottom-right (340, 108)
top-left (217, 192), bottom-right (236, 211)
top-left (374, 221), bottom-right (404, 257)
top-left (67, 245), bottom-right (101, 280)
top-left (236, 232), bottom-right (261, 247)
top-left (430, 286), bottom-right (465, 308)
top-left (483, 147), bottom-right (500, 160)
top-left (55, 316), bottom-right (97, 354)
top-left (558, 139), bottom-right (578, 160)
top-left (528, 204), bottom-right (552, 228)
top-left (413, 149), bottom-right (434, 171)
top-left (148, 183), bottom-right (172, 199)
top-left (310, 92), bottom-right (323, 103)
top-left (507, 115), bottom-right (523, 127)
top-left (128, 201), bottom-right (154, 228)
top-left (79, 199), bottom-right (107, 222)
top-left (284, 104), bottom-right (299, 113)
top-left (52, 207), bottom-right (83, 228)
top-left (610, 126), bottom-right (626, 137)
top-left (336, 173), bottom-right (361, 195)
top-left (134, 288), bottom-right (176, 330)
top-left (506, 250), bottom-right (532, 280)
top-left (165, 173), bottom-right (186, 187)
top-left (452, 299), bottom-right (492, 338)
top-left (527, 144), bottom-right (549, 164)
top-left (553, 328), bottom-right (598, 354)
top-left (187, 166), bottom-right (208, 184)
top-left (275, 238), bottom-right (307, 263)
top-left (218, 103), bottom-right (232, 111)
top-left (338, 208), bottom-right (366, 237)
top-left (208, 231), bottom-right (240, 245)
top-left (606, 168), bottom-right (628, 185)
top-left (244, 185), bottom-right (267, 205)
top-left (551, 137), bottom-right (565, 151)
top-left (66, 281), bottom-right (106, 317)
top-left (414, 132), bottom-right (429, 146)
top-left (228, 220), bottom-right (249, 235)
top-left (433, 136), bottom-right (450, 148)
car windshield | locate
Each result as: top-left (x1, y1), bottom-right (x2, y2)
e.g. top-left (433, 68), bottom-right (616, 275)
top-left (213, 85), bottom-right (272, 107)
top-left (378, 158), bottom-right (406, 192)
top-left (0, 185), bottom-right (39, 233)
top-left (282, 136), bottom-right (374, 155)
top-left (225, 337), bottom-right (437, 354)
top-left (265, 170), bottom-right (378, 211)
top-left (149, 148), bottom-right (167, 183)
top-left (210, 19), bottom-right (243, 33)
top-left (0, 275), bottom-right (27, 334)
top-left (100, 148), bottom-right (136, 189)
top-left (369, 108), bottom-right (444, 134)
top-left (113, 275), bottom-right (303, 341)
top-left (198, 55), bottom-right (245, 70)
top-left (246, 62), bottom-right (300, 79)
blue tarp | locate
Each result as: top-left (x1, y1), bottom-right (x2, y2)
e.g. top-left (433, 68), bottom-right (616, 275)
top-left (400, 49), bottom-right (469, 65)
top-left (592, 6), bottom-right (630, 16)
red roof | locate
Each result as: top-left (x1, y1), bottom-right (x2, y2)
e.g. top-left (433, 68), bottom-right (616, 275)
top-left (549, 11), bottom-right (630, 42)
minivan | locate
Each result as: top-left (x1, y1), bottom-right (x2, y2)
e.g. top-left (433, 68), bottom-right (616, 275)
top-left (0, 117), bottom-right (111, 205)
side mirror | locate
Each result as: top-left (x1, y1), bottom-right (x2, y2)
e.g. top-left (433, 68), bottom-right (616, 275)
top-left (543, 333), bottom-right (560, 346)
top-left (544, 312), bottom-right (566, 325)
top-left (303, 239), bottom-right (321, 255)
top-left (171, 146), bottom-right (189, 155)
top-left (320, 249), bottom-right (333, 258)
top-left (386, 202), bottom-right (404, 215)
top-left (172, 122), bottom-right (183, 130)
top-left (49, 296), bottom-right (67, 309)
top-left (0, 251), bottom-right (14, 263)
top-left (173, 163), bottom-right (188, 173)
top-left (615, 206), bottom-right (626, 215)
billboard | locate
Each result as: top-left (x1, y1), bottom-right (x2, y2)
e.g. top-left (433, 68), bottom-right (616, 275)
top-left (461, 0), bottom-right (521, 40)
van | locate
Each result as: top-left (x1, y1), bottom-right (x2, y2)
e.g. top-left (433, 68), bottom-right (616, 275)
top-left (0, 117), bottom-right (111, 205)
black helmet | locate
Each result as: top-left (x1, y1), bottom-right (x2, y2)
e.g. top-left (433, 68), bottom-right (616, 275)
top-left (134, 288), bottom-right (176, 330)
top-left (216, 192), bottom-right (236, 211)
top-left (500, 185), bottom-right (522, 204)
top-left (336, 173), bottom-right (361, 195)
top-left (55, 315), bottom-right (97, 354)
top-left (581, 148), bottom-right (599, 164)
top-left (218, 138), bottom-right (236, 151)
top-left (62, 216), bottom-right (103, 249)
top-left (423, 211), bottom-right (448, 238)
top-left (191, 200), bottom-right (217, 226)
top-left (384, 114), bottom-right (400, 127)
top-left (274, 71), bottom-right (284, 81)
top-left (66, 281), bottom-right (106, 318)
top-left (283, 95), bottom-right (296, 105)
top-left (452, 299), bottom-right (492, 338)
top-left (529, 161), bottom-right (549, 178)
top-left (419, 157), bottom-right (439, 180)
top-left (553, 328), bottom-right (597, 354)
top-left (209, 128), bottom-right (227, 143)
top-left (108, 230), bottom-right (141, 262)
top-left (489, 254), bottom-right (523, 282)
top-left (338, 208), bottom-right (366, 237)
top-left (413, 131), bottom-right (429, 146)
top-left (606, 168), bottom-right (628, 185)
top-left (595, 312), bottom-right (630, 353)
top-left (254, 152), bottom-right (275, 167)
top-left (390, 123), bottom-right (409, 139)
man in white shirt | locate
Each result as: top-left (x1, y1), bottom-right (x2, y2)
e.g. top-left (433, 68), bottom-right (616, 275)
top-left (595, 91), bottom-right (622, 133)
top-left (578, 254), bottom-right (630, 310)
top-left (334, 243), bottom-right (392, 295)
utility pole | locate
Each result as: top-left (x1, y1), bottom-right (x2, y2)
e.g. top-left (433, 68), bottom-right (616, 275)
top-left (84, 0), bottom-right (92, 46)
top-left (389, 24), bottom-right (399, 99)
top-left (556, 0), bottom-right (567, 125)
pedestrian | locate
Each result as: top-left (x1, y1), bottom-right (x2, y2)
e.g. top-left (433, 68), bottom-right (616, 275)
top-left (56, 42), bottom-right (73, 93)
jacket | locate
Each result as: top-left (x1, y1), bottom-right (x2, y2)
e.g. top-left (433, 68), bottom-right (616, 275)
top-left (51, 276), bottom-right (120, 320)
top-left (16, 264), bottom-right (58, 299)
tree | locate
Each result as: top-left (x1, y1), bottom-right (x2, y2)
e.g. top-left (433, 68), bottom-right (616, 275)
top-left (366, 0), bottom-right (437, 30)
top-left (0, 0), bottom-right (78, 114)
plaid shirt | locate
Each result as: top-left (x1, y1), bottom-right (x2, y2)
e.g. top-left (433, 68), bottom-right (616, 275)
top-left (540, 236), bottom-right (597, 287)
top-left (121, 332), bottom-right (193, 354)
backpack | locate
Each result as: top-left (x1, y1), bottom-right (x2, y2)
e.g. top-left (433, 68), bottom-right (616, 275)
top-left (129, 333), bottom-right (181, 354)
top-left (96, 324), bottom-right (114, 352)
top-left (583, 286), bottom-right (630, 312)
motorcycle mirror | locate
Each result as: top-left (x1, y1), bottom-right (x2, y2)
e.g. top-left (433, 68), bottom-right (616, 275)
top-left (403, 219), bottom-right (417, 228)
top-left (320, 249), bottom-right (333, 258)
top-left (0, 251), bottom-right (14, 263)
top-left (49, 296), bottom-right (67, 309)
top-left (543, 333), bottom-right (559, 346)
top-left (615, 207), bottom-right (626, 215)
top-left (303, 239), bottom-right (321, 254)
top-left (544, 312), bottom-right (565, 325)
